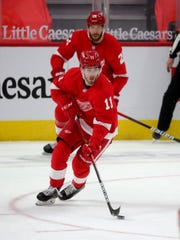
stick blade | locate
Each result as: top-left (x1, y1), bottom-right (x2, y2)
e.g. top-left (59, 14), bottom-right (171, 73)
top-left (110, 206), bottom-right (125, 219)
top-left (110, 206), bottom-right (120, 216)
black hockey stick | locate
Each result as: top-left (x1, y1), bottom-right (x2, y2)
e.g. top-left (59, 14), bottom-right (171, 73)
top-left (75, 115), bottom-right (124, 219)
top-left (118, 111), bottom-right (180, 143)
top-left (91, 160), bottom-right (124, 219)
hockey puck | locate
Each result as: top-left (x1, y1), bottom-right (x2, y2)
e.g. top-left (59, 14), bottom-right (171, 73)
top-left (117, 215), bottom-right (125, 219)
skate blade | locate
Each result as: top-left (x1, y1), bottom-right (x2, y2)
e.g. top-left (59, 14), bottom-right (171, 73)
top-left (35, 198), bottom-right (56, 206)
top-left (42, 151), bottom-right (52, 156)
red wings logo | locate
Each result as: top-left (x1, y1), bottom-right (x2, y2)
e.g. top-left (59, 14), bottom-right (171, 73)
top-left (76, 99), bottom-right (93, 112)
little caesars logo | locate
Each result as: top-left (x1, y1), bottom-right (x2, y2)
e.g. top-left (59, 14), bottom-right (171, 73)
top-left (1, 25), bottom-right (173, 41)
top-left (2, 25), bottom-right (74, 41)
top-left (108, 27), bottom-right (173, 41)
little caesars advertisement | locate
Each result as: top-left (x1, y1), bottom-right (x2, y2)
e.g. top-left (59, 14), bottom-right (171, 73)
top-left (1, 25), bottom-right (173, 42)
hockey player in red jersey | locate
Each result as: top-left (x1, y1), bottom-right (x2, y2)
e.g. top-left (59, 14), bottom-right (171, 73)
top-left (43, 10), bottom-right (128, 153)
top-left (36, 50), bottom-right (118, 205)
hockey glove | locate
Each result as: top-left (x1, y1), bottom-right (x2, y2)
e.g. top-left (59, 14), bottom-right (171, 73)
top-left (81, 143), bottom-right (101, 163)
top-left (81, 144), bottom-right (93, 162)
top-left (61, 101), bottom-right (76, 119)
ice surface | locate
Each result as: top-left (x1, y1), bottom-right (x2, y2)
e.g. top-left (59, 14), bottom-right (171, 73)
top-left (0, 140), bottom-right (180, 240)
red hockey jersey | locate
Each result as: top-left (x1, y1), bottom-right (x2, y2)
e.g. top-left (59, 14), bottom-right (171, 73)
top-left (51, 67), bottom-right (118, 144)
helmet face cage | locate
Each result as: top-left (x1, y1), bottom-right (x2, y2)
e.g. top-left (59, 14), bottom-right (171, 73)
top-left (80, 50), bottom-right (101, 68)
top-left (87, 11), bottom-right (105, 27)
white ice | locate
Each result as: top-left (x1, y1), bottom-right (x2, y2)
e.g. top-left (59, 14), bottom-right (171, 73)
top-left (0, 140), bottom-right (180, 240)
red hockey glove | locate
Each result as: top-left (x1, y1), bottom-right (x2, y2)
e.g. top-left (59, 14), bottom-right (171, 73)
top-left (50, 53), bottom-right (65, 78)
top-left (81, 143), bottom-right (101, 163)
top-left (52, 72), bottom-right (65, 84)
top-left (81, 144), bottom-right (94, 163)
top-left (61, 101), bottom-right (76, 119)
top-left (55, 71), bottom-right (65, 77)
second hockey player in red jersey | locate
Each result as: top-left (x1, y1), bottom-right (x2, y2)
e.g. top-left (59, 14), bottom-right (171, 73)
top-left (51, 11), bottom-right (128, 98)
top-left (36, 50), bottom-right (118, 205)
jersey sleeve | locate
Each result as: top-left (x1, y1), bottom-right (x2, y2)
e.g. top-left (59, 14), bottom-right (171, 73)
top-left (106, 35), bottom-right (127, 76)
top-left (105, 35), bottom-right (128, 99)
top-left (50, 31), bottom-right (80, 77)
top-left (50, 69), bottom-right (76, 106)
top-left (88, 79), bottom-right (118, 146)
top-left (50, 77), bottom-right (69, 106)
top-left (57, 31), bottom-right (78, 60)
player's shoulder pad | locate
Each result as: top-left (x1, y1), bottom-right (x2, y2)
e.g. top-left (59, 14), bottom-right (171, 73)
top-left (65, 67), bottom-right (80, 76)
top-left (104, 32), bottom-right (119, 42)
top-left (72, 29), bottom-right (87, 38)
top-left (96, 73), bottom-right (113, 91)
top-left (104, 32), bottom-right (122, 49)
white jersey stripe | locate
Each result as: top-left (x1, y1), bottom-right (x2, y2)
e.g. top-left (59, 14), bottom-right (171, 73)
top-left (79, 118), bottom-right (118, 140)
top-left (112, 73), bottom-right (128, 78)
top-left (93, 118), bottom-right (111, 130)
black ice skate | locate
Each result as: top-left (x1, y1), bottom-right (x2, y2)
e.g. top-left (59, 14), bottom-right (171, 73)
top-left (43, 142), bottom-right (56, 154)
top-left (36, 186), bottom-right (60, 206)
top-left (59, 184), bottom-right (85, 200)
